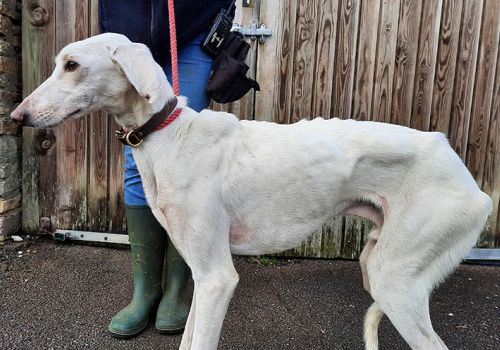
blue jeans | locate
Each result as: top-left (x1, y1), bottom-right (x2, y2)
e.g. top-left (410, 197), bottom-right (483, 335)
top-left (124, 34), bottom-right (213, 205)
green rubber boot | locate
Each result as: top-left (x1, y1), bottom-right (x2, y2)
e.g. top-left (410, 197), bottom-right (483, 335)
top-left (155, 236), bottom-right (191, 334)
top-left (108, 205), bottom-right (166, 338)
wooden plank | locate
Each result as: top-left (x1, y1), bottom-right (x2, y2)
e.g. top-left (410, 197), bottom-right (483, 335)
top-left (371, 0), bottom-right (401, 123)
top-left (342, 216), bottom-right (363, 259)
top-left (289, 0), bottom-right (319, 122)
top-left (21, 0), bottom-right (41, 232)
top-left (89, 0), bottom-right (98, 35)
top-left (102, 0), bottom-right (124, 233)
top-left (36, 4), bottom-right (57, 233)
top-left (320, 217), bottom-right (343, 258)
top-left (233, 2), bottom-right (258, 120)
top-left (331, 0), bottom-right (362, 257)
top-left (390, 0), bottom-right (422, 126)
top-left (465, 0), bottom-right (500, 186)
top-left (86, 0), bottom-right (108, 231)
top-left (256, 0), bottom-right (284, 122)
top-left (87, 109), bottom-right (108, 231)
top-left (311, 0), bottom-right (338, 118)
top-left (479, 38), bottom-right (500, 248)
top-left (429, 0), bottom-right (463, 133)
top-left (107, 125), bottom-right (125, 233)
top-left (259, 0), bottom-right (298, 123)
top-left (22, 0), bottom-right (56, 232)
top-left (286, 229), bottom-right (323, 258)
top-left (89, 0), bottom-right (125, 233)
top-left (410, 0), bottom-right (443, 131)
top-left (352, 0), bottom-right (380, 121)
top-left (331, 0), bottom-right (360, 118)
top-left (53, 0), bottom-right (89, 230)
top-left (84, 0), bottom-right (125, 233)
top-left (283, 218), bottom-right (342, 259)
top-left (21, 129), bottom-right (39, 232)
top-left (449, 0), bottom-right (483, 159)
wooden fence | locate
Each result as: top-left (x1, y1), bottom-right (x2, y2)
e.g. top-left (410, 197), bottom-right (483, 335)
top-left (22, 0), bottom-right (499, 258)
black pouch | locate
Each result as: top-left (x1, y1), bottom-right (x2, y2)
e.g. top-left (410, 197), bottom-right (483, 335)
top-left (206, 32), bottom-right (260, 103)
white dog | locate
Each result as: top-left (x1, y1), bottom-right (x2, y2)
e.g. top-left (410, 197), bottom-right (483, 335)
top-left (12, 33), bottom-right (492, 350)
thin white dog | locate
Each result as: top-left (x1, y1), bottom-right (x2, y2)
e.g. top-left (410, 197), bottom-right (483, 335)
top-left (12, 33), bottom-right (492, 350)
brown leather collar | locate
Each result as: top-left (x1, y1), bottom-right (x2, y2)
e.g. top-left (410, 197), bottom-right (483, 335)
top-left (115, 97), bottom-right (178, 147)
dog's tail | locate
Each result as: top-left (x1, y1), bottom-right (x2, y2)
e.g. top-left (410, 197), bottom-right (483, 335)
top-left (364, 302), bottom-right (384, 350)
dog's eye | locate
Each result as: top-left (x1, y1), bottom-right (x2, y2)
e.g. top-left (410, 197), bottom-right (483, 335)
top-left (64, 60), bottom-right (79, 72)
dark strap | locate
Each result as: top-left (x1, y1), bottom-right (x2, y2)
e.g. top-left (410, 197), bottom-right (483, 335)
top-left (115, 97), bottom-right (178, 147)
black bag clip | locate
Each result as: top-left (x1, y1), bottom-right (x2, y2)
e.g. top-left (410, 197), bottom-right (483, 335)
top-left (201, 0), bottom-right (236, 57)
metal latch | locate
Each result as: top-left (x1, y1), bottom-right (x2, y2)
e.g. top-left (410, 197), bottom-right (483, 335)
top-left (231, 20), bottom-right (272, 43)
top-left (53, 231), bottom-right (70, 242)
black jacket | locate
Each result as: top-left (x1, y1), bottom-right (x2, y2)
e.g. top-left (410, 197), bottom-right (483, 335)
top-left (98, 0), bottom-right (234, 65)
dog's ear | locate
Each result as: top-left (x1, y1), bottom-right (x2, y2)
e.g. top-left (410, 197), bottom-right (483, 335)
top-left (111, 43), bottom-right (168, 105)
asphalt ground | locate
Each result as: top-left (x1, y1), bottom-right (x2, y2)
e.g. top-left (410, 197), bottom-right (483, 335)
top-left (0, 237), bottom-right (498, 350)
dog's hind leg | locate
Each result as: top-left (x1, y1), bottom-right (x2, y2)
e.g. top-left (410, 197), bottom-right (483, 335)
top-left (365, 218), bottom-right (455, 350)
top-left (369, 279), bottom-right (446, 350)
top-left (363, 190), bottom-right (491, 350)
top-left (359, 228), bottom-right (380, 292)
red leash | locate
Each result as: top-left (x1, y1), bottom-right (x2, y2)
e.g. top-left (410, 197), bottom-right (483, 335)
top-left (167, 0), bottom-right (179, 96)
top-left (154, 0), bottom-right (181, 131)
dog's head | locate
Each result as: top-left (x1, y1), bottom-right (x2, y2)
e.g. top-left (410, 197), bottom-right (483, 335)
top-left (11, 33), bottom-right (173, 128)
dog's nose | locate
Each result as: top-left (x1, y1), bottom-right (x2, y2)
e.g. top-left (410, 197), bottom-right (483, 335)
top-left (10, 108), bottom-right (30, 123)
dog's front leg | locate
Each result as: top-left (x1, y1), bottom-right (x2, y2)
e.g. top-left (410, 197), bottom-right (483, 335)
top-left (190, 263), bottom-right (239, 350)
top-left (153, 197), bottom-right (238, 350)
top-left (184, 212), bottom-right (238, 350)
top-left (179, 290), bottom-right (196, 350)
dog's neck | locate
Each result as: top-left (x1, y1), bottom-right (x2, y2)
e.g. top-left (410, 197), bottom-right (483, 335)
top-left (128, 98), bottom-right (196, 165)
top-left (116, 87), bottom-right (192, 137)
top-left (111, 85), bottom-right (174, 130)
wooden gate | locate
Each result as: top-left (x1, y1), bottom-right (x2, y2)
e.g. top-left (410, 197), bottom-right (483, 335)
top-left (22, 0), bottom-right (500, 258)
top-left (22, 0), bottom-right (125, 234)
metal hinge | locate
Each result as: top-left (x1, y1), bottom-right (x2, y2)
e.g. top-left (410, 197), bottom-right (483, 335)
top-left (231, 20), bottom-right (272, 43)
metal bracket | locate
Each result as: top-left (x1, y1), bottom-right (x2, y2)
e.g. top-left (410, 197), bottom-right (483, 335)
top-left (465, 248), bottom-right (500, 261)
top-left (53, 230), bottom-right (130, 245)
top-left (231, 20), bottom-right (272, 43)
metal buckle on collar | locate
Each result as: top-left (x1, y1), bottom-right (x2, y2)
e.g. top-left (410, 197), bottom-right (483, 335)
top-left (115, 129), bottom-right (144, 147)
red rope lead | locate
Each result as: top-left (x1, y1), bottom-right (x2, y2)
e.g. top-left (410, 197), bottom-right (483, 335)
top-left (167, 0), bottom-right (179, 96)
top-left (154, 108), bottom-right (182, 131)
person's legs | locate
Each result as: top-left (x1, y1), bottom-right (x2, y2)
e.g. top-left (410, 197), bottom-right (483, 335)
top-left (108, 205), bottom-right (166, 338)
top-left (155, 33), bottom-right (213, 334)
top-left (108, 133), bottom-right (168, 337)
